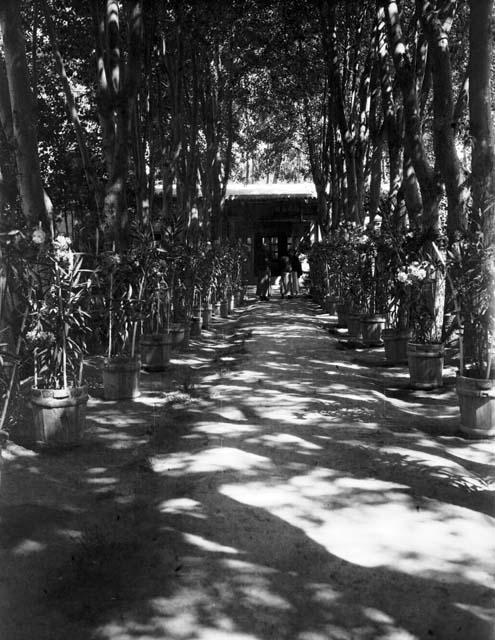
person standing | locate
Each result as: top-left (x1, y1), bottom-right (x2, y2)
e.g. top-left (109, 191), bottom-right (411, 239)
top-left (256, 244), bottom-right (271, 300)
top-left (279, 253), bottom-right (292, 297)
top-left (289, 250), bottom-right (302, 296)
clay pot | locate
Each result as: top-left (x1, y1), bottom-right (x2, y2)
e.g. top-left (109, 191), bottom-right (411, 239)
top-left (382, 328), bottom-right (412, 364)
top-left (220, 300), bottom-right (229, 318)
top-left (346, 312), bottom-right (363, 340)
top-left (103, 357), bottom-right (141, 400)
top-left (456, 375), bottom-right (495, 438)
top-left (360, 315), bottom-right (386, 347)
top-left (336, 302), bottom-right (348, 328)
top-left (140, 334), bottom-right (172, 371)
top-left (190, 316), bottom-right (202, 338)
top-left (407, 342), bottom-right (444, 389)
top-left (29, 385), bottom-right (88, 445)
top-left (202, 304), bottom-right (213, 329)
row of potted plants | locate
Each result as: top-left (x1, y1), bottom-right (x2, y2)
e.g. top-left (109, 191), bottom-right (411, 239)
top-left (1, 226), bottom-right (249, 447)
top-left (308, 221), bottom-right (494, 439)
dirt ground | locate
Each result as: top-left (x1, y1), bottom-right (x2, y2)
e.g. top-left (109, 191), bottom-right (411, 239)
top-left (1, 291), bottom-right (494, 640)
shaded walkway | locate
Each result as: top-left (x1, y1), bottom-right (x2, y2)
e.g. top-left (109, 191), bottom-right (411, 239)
top-left (1, 295), bottom-right (494, 640)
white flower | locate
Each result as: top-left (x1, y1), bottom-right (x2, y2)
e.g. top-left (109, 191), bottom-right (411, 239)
top-left (32, 228), bottom-right (46, 245)
top-left (54, 234), bottom-right (71, 250)
top-left (416, 268), bottom-right (427, 281)
top-left (397, 271), bottom-right (408, 283)
top-left (55, 247), bottom-right (74, 267)
top-left (26, 329), bottom-right (56, 346)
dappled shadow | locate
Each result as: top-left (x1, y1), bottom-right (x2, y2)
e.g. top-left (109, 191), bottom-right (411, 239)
top-left (1, 293), bottom-right (494, 639)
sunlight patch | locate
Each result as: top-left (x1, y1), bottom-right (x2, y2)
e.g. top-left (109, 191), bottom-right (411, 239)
top-left (222, 558), bottom-right (278, 574)
top-left (12, 539), bottom-right (46, 555)
top-left (248, 433), bottom-right (323, 450)
top-left (159, 498), bottom-right (206, 519)
top-left (183, 532), bottom-right (240, 554)
top-left (379, 446), bottom-right (487, 489)
top-left (220, 478), bottom-right (495, 584)
top-left (238, 584), bottom-right (293, 610)
top-left (197, 630), bottom-right (262, 640)
top-left (192, 422), bottom-right (260, 436)
top-left (453, 602), bottom-right (495, 624)
top-left (215, 405), bottom-right (248, 422)
top-left (151, 447), bottom-right (272, 474)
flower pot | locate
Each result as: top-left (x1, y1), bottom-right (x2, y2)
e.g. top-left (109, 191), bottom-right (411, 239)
top-left (212, 301), bottom-right (221, 316)
top-left (192, 305), bottom-right (202, 318)
top-left (190, 316), bottom-right (202, 338)
top-left (140, 334), bottom-right (171, 372)
top-left (407, 342), bottom-right (444, 389)
top-left (165, 323), bottom-right (185, 347)
top-left (336, 302), bottom-right (348, 328)
top-left (234, 291), bottom-right (242, 307)
top-left (182, 324), bottom-right (191, 348)
top-left (346, 312), bottom-right (363, 340)
top-left (220, 300), bottom-right (229, 318)
top-left (323, 295), bottom-right (340, 316)
top-left (456, 375), bottom-right (495, 438)
top-left (103, 357), bottom-right (141, 400)
top-left (382, 328), bottom-right (412, 364)
top-left (202, 304), bottom-right (213, 329)
top-left (29, 385), bottom-right (88, 446)
top-left (360, 315), bottom-right (386, 347)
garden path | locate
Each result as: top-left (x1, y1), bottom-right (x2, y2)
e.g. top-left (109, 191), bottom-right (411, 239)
top-left (0, 292), bottom-right (494, 640)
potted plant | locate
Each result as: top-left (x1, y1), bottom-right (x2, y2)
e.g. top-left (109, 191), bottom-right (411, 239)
top-left (136, 241), bottom-right (178, 371)
top-left (358, 226), bottom-right (387, 347)
top-left (24, 233), bottom-right (93, 446)
top-left (214, 245), bottom-right (232, 318)
top-left (101, 249), bottom-right (143, 400)
top-left (380, 227), bottom-right (413, 363)
top-left (399, 259), bottom-right (445, 389)
top-left (325, 233), bottom-right (347, 315)
top-left (229, 241), bottom-right (249, 308)
top-left (383, 269), bottom-right (413, 364)
top-left (343, 227), bottom-right (366, 340)
top-left (448, 232), bottom-right (495, 437)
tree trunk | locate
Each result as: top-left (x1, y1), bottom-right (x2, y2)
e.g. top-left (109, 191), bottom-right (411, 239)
top-left (420, 0), bottom-right (468, 236)
top-left (0, 60), bottom-right (17, 211)
top-left (469, 0), bottom-right (495, 374)
top-left (401, 150), bottom-right (422, 228)
top-left (377, 5), bottom-right (403, 221)
top-left (384, 0), bottom-right (445, 342)
top-left (90, 0), bottom-right (143, 250)
top-left (40, 0), bottom-right (99, 224)
top-left (318, 1), bottom-right (360, 224)
top-left (369, 132), bottom-right (383, 223)
top-left (0, 0), bottom-right (49, 229)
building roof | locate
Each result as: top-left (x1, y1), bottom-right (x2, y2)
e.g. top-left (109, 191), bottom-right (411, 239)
top-left (225, 182), bottom-right (317, 200)
top-left (154, 181), bottom-right (317, 200)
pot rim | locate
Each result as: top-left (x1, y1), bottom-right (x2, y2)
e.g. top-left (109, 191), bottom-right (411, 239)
top-left (31, 384), bottom-right (88, 396)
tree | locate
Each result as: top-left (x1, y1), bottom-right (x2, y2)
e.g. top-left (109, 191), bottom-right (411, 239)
top-left (0, 0), bottom-right (50, 229)
top-left (90, 0), bottom-right (144, 250)
top-left (419, 0), bottom-right (468, 236)
top-left (469, 0), bottom-right (495, 374)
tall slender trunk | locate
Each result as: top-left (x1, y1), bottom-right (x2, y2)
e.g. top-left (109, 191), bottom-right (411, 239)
top-left (90, 0), bottom-right (143, 250)
top-left (384, 0), bottom-right (445, 342)
top-left (0, 0), bottom-right (49, 229)
top-left (41, 0), bottom-right (99, 225)
top-left (469, 0), bottom-right (495, 373)
top-left (0, 60), bottom-right (17, 210)
top-left (420, 0), bottom-right (468, 236)
top-left (377, 5), bottom-right (403, 221)
top-left (318, 1), bottom-right (360, 223)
